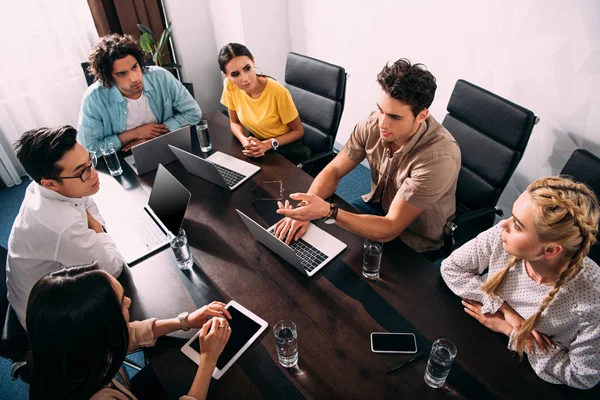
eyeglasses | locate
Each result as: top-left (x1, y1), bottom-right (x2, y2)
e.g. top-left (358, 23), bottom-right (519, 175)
top-left (252, 180), bottom-right (284, 202)
top-left (47, 152), bottom-right (98, 182)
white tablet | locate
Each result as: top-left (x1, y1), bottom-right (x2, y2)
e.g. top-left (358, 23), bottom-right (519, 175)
top-left (181, 300), bottom-right (268, 380)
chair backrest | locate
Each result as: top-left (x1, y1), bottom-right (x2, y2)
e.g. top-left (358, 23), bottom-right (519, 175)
top-left (443, 79), bottom-right (537, 215)
top-left (284, 52), bottom-right (347, 155)
top-left (560, 149), bottom-right (600, 264)
top-left (81, 62), bottom-right (95, 87)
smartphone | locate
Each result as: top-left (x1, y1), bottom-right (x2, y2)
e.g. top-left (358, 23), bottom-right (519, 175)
top-left (370, 332), bottom-right (417, 354)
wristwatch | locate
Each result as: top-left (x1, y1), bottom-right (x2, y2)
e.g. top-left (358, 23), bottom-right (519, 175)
top-left (177, 311), bottom-right (190, 331)
top-left (322, 203), bottom-right (339, 225)
top-left (270, 138), bottom-right (280, 151)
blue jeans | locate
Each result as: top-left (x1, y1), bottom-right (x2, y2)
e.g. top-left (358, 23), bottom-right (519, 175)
top-left (348, 197), bottom-right (443, 262)
top-left (348, 198), bottom-right (385, 216)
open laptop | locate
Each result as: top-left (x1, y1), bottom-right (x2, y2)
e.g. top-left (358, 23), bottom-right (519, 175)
top-left (124, 125), bottom-right (192, 175)
top-left (169, 145), bottom-right (260, 190)
top-left (108, 164), bottom-right (191, 265)
top-left (236, 209), bottom-right (346, 277)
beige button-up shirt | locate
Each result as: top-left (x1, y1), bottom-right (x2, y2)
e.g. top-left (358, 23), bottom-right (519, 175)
top-left (342, 112), bottom-right (461, 252)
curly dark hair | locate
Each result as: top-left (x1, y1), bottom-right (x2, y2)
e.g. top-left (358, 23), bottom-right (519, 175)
top-left (87, 34), bottom-right (148, 88)
top-left (376, 59), bottom-right (437, 117)
top-left (14, 126), bottom-right (78, 184)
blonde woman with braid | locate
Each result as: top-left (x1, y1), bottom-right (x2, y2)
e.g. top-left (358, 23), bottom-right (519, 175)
top-left (441, 176), bottom-right (600, 389)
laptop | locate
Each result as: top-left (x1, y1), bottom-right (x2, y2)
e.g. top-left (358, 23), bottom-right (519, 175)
top-left (124, 126), bottom-right (192, 175)
top-left (108, 164), bottom-right (191, 265)
top-left (236, 209), bottom-right (346, 277)
top-left (169, 145), bottom-right (260, 190)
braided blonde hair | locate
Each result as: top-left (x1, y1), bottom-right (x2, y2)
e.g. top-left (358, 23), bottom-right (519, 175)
top-left (481, 176), bottom-right (600, 355)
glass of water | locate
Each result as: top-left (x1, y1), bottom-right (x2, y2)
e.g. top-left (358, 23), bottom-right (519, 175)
top-left (274, 320), bottom-right (298, 368)
top-left (100, 142), bottom-right (123, 176)
top-left (424, 339), bottom-right (457, 388)
top-left (196, 119), bottom-right (212, 152)
top-left (170, 228), bottom-right (193, 271)
top-left (362, 239), bottom-right (383, 280)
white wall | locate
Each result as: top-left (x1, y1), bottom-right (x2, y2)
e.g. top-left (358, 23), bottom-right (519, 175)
top-left (166, 0), bottom-right (290, 112)
top-left (163, 0), bottom-right (223, 113)
top-left (287, 0), bottom-right (600, 213)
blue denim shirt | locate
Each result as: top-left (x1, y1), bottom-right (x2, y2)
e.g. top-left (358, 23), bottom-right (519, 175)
top-left (77, 66), bottom-right (202, 153)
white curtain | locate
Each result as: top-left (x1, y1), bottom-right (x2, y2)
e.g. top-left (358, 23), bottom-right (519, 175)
top-left (0, 0), bottom-right (99, 186)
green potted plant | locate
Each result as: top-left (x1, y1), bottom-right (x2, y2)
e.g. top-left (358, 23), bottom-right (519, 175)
top-left (138, 22), bottom-right (195, 97)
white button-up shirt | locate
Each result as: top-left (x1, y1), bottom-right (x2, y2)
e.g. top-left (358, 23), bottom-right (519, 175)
top-left (6, 182), bottom-right (124, 328)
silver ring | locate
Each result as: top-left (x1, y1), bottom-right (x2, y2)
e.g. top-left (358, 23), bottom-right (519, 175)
top-left (218, 325), bottom-right (225, 329)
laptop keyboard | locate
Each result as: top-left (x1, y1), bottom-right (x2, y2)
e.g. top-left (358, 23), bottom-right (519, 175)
top-left (214, 164), bottom-right (245, 187)
top-left (269, 231), bottom-right (329, 272)
top-left (132, 212), bottom-right (167, 248)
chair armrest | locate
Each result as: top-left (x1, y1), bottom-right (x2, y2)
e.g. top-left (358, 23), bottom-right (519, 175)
top-left (443, 206), bottom-right (504, 256)
top-left (296, 150), bottom-right (336, 169)
top-left (452, 206), bottom-right (504, 228)
top-left (11, 360), bottom-right (28, 381)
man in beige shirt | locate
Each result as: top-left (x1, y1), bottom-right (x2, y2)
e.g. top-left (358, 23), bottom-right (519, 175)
top-left (275, 59), bottom-right (460, 260)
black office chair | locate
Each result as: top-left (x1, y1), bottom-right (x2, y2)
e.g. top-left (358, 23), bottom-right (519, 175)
top-left (442, 79), bottom-right (539, 256)
top-left (0, 246), bottom-right (30, 382)
top-left (284, 52), bottom-right (347, 176)
top-left (560, 149), bottom-right (600, 264)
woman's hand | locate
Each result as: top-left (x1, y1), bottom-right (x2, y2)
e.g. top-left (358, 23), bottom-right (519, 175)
top-left (187, 301), bottom-right (232, 330)
top-left (499, 302), bottom-right (554, 354)
top-left (462, 299), bottom-right (513, 336)
top-left (242, 137), bottom-right (271, 157)
top-left (199, 317), bottom-right (231, 365)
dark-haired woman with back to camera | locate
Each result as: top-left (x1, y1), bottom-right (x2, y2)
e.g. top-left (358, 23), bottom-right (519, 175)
top-left (26, 265), bottom-right (231, 399)
top-left (218, 43), bottom-right (311, 164)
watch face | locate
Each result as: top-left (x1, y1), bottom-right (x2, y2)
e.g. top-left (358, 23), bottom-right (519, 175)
top-left (324, 218), bottom-right (336, 225)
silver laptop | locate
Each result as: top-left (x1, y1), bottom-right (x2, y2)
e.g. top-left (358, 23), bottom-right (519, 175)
top-left (124, 126), bottom-right (192, 175)
top-left (236, 209), bottom-right (346, 277)
top-left (169, 145), bottom-right (260, 190)
top-left (109, 164), bottom-right (191, 265)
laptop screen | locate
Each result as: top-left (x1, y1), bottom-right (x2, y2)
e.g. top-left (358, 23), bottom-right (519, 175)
top-left (148, 165), bottom-right (191, 236)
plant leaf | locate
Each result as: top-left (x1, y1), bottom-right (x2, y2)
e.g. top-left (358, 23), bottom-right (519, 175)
top-left (139, 33), bottom-right (154, 53)
top-left (137, 24), bottom-right (155, 39)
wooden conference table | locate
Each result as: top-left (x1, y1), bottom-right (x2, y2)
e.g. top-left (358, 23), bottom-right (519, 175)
top-left (94, 111), bottom-right (599, 400)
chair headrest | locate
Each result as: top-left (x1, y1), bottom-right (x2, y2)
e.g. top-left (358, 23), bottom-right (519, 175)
top-left (285, 52), bottom-right (346, 101)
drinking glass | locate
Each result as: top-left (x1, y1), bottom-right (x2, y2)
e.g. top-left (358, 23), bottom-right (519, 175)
top-left (170, 228), bottom-right (193, 270)
top-left (274, 320), bottom-right (298, 368)
top-left (100, 142), bottom-right (123, 176)
top-left (424, 339), bottom-right (457, 388)
top-left (196, 120), bottom-right (212, 152)
top-left (362, 239), bottom-right (383, 280)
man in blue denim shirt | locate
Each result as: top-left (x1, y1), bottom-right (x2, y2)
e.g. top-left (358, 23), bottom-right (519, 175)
top-left (78, 34), bottom-right (201, 153)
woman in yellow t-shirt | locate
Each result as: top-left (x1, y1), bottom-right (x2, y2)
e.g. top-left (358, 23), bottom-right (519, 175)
top-left (218, 43), bottom-right (311, 164)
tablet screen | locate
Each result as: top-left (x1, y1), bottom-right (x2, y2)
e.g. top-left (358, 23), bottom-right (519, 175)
top-left (190, 305), bottom-right (261, 369)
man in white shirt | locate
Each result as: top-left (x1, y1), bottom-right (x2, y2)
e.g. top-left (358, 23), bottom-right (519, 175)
top-left (7, 126), bottom-right (123, 328)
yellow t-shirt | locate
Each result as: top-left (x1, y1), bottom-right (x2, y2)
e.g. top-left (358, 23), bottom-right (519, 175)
top-left (220, 77), bottom-right (299, 140)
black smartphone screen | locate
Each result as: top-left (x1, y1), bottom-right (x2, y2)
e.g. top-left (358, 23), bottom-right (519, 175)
top-left (371, 333), bottom-right (417, 352)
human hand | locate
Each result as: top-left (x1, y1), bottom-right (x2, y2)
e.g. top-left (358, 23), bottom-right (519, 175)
top-left (121, 138), bottom-right (147, 152)
top-left (135, 123), bottom-right (169, 141)
top-left (462, 299), bottom-right (513, 336)
top-left (499, 302), bottom-right (554, 353)
top-left (273, 200), bottom-right (310, 244)
top-left (199, 317), bottom-right (231, 365)
top-left (242, 137), bottom-right (270, 158)
top-left (275, 193), bottom-right (330, 222)
top-left (86, 210), bottom-right (103, 233)
top-left (186, 301), bottom-right (232, 329)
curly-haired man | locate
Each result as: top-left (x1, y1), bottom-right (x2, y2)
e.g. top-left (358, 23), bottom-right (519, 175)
top-left (78, 34), bottom-right (201, 153)
top-left (274, 59), bottom-right (461, 261)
